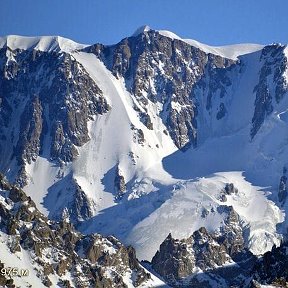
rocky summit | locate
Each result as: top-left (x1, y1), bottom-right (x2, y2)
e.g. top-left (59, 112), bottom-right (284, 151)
top-left (0, 28), bottom-right (288, 287)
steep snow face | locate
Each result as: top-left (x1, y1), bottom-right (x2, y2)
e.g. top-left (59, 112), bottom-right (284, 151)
top-left (184, 39), bottom-right (264, 60)
top-left (71, 52), bottom-right (177, 213)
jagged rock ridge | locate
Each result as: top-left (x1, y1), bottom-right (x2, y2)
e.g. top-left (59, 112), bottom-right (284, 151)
top-left (151, 206), bottom-right (254, 287)
top-left (0, 174), bottom-right (156, 287)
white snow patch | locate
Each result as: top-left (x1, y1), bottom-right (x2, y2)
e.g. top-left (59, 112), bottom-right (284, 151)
top-left (24, 157), bottom-right (71, 216)
top-left (0, 35), bottom-right (87, 53)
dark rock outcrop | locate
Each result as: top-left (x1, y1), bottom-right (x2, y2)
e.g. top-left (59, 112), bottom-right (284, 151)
top-left (0, 46), bottom-right (110, 185)
top-left (151, 206), bottom-right (248, 286)
top-left (278, 167), bottom-right (287, 204)
top-left (114, 166), bottom-right (126, 199)
top-left (86, 30), bottom-right (236, 150)
top-left (251, 241), bottom-right (288, 287)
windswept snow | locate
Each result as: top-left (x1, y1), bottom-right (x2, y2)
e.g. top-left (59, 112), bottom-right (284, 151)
top-left (184, 39), bottom-right (264, 60)
top-left (0, 35), bottom-right (87, 53)
top-left (133, 25), bottom-right (151, 36)
top-left (158, 30), bottom-right (264, 60)
top-left (72, 51), bottom-right (176, 213)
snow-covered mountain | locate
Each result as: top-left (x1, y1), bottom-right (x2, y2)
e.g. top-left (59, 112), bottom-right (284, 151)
top-left (0, 27), bottom-right (288, 287)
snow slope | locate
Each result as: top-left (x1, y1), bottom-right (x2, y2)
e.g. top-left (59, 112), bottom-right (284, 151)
top-left (153, 28), bottom-right (264, 60)
top-left (71, 51), bottom-right (177, 213)
top-left (184, 38), bottom-right (264, 61)
top-left (0, 35), bottom-right (87, 53)
top-left (81, 171), bottom-right (283, 261)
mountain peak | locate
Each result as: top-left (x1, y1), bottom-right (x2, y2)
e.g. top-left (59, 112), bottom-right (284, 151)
top-left (130, 27), bottom-right (264, 60)
top-left (132, 25), bottom-right (151, 37)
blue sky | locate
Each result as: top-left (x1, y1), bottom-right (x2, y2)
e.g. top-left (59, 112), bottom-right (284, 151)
top-left (1, 0), bottom-right (287, 46)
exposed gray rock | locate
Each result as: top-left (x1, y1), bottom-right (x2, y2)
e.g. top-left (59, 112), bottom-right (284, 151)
top-left (139, 112), bottom-right (153, 130)
top-left (217, 206), bottom-right (245, 257)
top-left (224, 183), bottom-right (238, 195)
top-left (278, 167), bottom-right (287, 204)
top-left (0, 46), bottom-right (110, 185)
top-left (86, 30), bottom-right (236, 150)
top-left (15, 95), bottom-right (43, 165)
top-left (218, 183), bottom-right (238, 203)
top-left (216, 102), bottom-right (227, 120)
top-left (114, 166), bottom-right (126, 199)
top-left (0, 261), bottom-right (16, 287)
top-left (251, 44), bottom-right (288, 138)
top-left (131, 124), bottom-right (145, 145)
top-left (251, 241), bottom-right (288, 287)
top-left (73, 185), bottom-right (94, 221)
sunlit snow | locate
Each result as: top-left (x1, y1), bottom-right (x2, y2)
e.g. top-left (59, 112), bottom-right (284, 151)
top-left (2, 32), bottom-right (286, 265)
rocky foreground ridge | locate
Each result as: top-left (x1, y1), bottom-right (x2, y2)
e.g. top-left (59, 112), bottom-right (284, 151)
top-left (149, 185), bottom-right (287, 287)
top-left (0, 174), bottom-right (153, 287)
top-left (1, 174), bottom-right (287, 287)
top-left (151, 226), bottom-right (288, 287)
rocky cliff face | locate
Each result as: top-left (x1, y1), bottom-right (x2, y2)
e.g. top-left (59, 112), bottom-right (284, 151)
top-left (86, 30), bottom-right (236, 150)
top-left (151, 230), bottom-right (288, 287)
top-left (151, 206), bottom-right (253, 287)
top-left (278, 167), bottom-right (288, 204)
top-left (0, 45), bottom-right (110, 182)
top-left (251, 44), bottom-right (288, 138)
